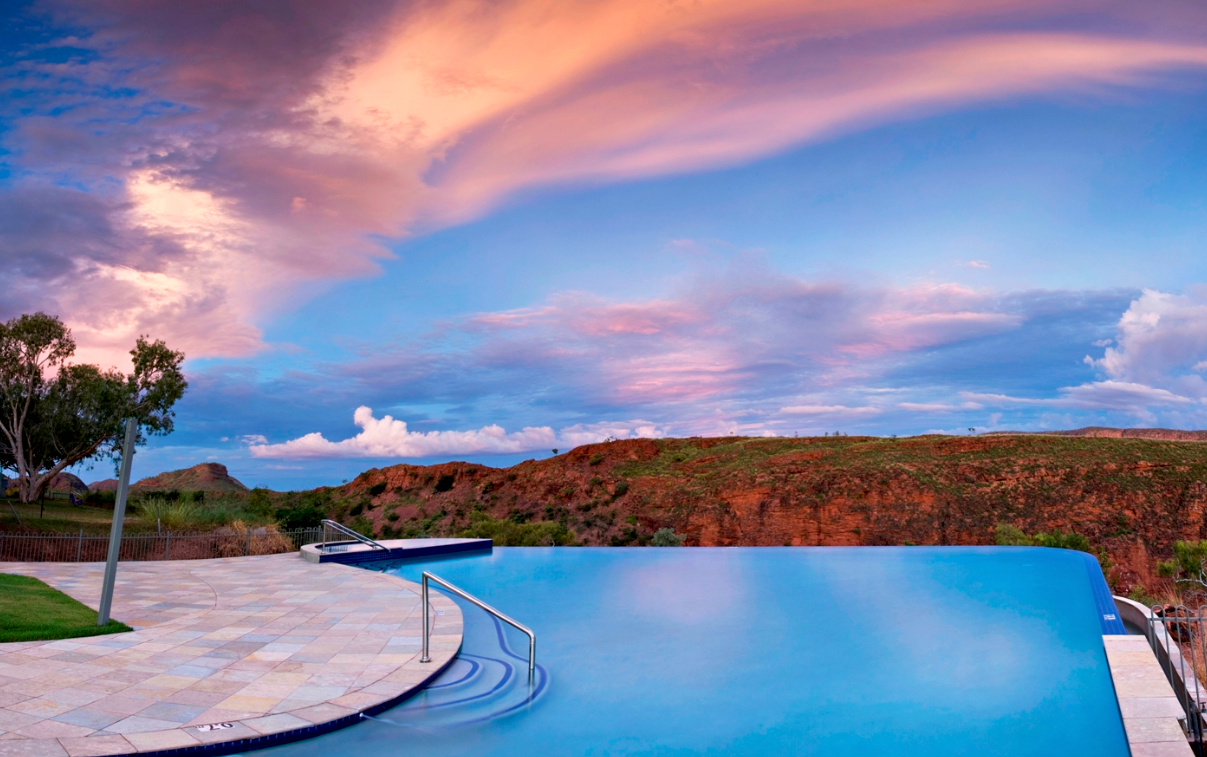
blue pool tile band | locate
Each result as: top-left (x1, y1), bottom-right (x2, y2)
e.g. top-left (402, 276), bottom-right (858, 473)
top-left (1082, 550), bottom-right (1127, 635)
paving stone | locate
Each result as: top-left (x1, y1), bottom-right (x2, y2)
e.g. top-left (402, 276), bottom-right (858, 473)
top-left (0, 555), bottom-right (462, 755)
top-left (56, 734), bottom-right (133, 757)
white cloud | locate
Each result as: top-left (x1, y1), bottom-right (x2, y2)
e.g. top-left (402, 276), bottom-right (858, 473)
top-left (1086, 288), bottom-right (1207, 393)
top-left (239, 434), bottom-right (268, 445)
top-left (967, 261), bottom-right (990, 269)
top-left (898, 402), bottom-right (984, 412)
top-left (248, 406), bottom-right (664, 459)
top-left (780, 404), bottom-right (881, 416)
top-left (962, 380), bottom-right (1194, 420)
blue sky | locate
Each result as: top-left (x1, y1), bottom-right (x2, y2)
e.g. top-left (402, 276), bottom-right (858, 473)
top-left (3, 0), bottom-right (1207, 488)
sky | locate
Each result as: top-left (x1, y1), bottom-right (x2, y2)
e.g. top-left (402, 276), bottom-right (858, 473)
top-left (3, 0), bottom-right (1207, 489)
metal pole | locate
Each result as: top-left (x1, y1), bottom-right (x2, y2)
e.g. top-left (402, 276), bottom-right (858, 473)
top-left (421, 574), bottom-right (431, 663)
top-left (97, 419), bottom-right (136, 626)
top-left (76, 528), bottom-right (83, 562)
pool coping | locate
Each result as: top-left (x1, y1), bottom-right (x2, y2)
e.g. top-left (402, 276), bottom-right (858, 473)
top-left (1103, 632), bottom-right (1194, 757)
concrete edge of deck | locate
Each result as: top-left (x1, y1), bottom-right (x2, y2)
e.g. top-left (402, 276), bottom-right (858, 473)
top-left (299, 538), bottom-right (492, 565)
top-left (0, 556), bottom-right (465, 757)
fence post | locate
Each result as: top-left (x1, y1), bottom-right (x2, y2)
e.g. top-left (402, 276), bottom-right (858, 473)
top-left (76, 528), bottom-right (83, 562)
top-left (164, 532), bottom-right (170, 560)
top-left (245, 528), bottom-right (251, 556)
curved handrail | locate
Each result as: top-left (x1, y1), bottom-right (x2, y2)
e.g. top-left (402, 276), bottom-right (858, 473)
top-left (319, 519), bottom-right (387, 553)
top-left (420, 571), bottom-right (535, 677)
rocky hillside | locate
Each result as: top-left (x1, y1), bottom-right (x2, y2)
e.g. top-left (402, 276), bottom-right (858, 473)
top-left (132, 463), bottom-right (249, 493)
top-left (318, 433), bottom-right (1207, 594)
top-left (46, 473), bottom-right (88, 493)
top-left (996, 427), bottom-right (1207, 441)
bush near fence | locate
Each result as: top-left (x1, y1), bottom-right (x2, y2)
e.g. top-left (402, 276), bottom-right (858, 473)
top-left (0, 526), bottom-right (324, 562)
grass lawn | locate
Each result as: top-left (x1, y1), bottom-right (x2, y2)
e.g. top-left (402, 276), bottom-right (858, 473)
top-left (0, 573), bottom-right (132, 642)
top-left (0, 497), bottom-right (126, 533)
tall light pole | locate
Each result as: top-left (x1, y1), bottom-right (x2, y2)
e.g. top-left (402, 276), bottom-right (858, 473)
top-left (97, 419), bottom-right (137, 626)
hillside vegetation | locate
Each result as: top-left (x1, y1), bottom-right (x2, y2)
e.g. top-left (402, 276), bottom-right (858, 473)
top-left (307, 433), bottom-right (1207, 594)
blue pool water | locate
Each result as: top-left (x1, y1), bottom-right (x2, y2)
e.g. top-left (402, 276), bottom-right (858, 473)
top-left (265, 547), bottom-right (1129, 756)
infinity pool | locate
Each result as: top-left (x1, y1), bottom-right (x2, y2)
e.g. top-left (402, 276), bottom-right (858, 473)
top-left (265, 547), bottom-right (1129, 756)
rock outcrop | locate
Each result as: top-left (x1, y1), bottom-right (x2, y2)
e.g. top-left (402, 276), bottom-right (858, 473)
top-left (132, 463), bottom-right (249, 493)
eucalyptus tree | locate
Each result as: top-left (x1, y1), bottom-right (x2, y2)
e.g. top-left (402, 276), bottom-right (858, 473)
top-left (0, 313), bottom-right (187, 504)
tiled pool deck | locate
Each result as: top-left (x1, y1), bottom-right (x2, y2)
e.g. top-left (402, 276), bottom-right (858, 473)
top-left (0, 555), bottom-right (461, 757)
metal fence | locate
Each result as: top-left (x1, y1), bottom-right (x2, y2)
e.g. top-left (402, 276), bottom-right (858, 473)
top-left (1147, 605), bottom-right (1207, 755)
top-left (0, 527), bottom-right (324, 562)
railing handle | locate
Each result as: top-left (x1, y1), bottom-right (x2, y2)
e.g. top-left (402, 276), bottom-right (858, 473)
top-left (419, 571), bottom-right (535, 678)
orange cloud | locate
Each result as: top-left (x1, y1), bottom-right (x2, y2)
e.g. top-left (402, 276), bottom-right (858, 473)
top-left (10, 0), bottom-right (1207, 367)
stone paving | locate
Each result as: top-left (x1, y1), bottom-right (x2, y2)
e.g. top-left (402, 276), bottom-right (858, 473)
top-left (0, 554), bottom-right (462, 757)
top-left (1104, 634), bottom-right (1194, 757)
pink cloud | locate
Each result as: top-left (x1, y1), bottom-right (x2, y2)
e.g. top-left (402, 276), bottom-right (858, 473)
top-left (7, 0), bottom-right (1207, 369)
top-left (419, 258), bottom-right (1035, 408)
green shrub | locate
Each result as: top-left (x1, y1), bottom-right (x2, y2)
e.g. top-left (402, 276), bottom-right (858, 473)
top-left (994, 523), bottom-right (1031, 546)
top-left (1158, 540), bottom-right (1207, 592)
top-left (456, 514), bottom-right (577, 546)
top-left (350, 515), bottom-right (374, 536)
top-left (137, 497), bottom-right (200, 530)
top-left (369, 482), bottom-right (387, 496)
top-left (247, 488), bottom-right (274, 517)
top-left (1033, 530), bottom-right (1093, 552)
top-left (276, 502), bottom-right (325, 530)
top-left (434, 474), bottom-right (455, 492)
top-left (612, 480), bottom-right (629, 498)
top-left (589, 454), bottom-right (604, 466)
top-left (651, 528), bottom-right (684, 547)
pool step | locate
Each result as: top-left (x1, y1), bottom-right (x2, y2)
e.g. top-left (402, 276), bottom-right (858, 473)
top-left (375, 615), bottom-right (548, 727)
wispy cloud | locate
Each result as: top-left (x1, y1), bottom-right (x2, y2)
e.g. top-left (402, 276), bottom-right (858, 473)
top-left (5, 1), bottom-right (1207, 366)
top-left (780, 405), bottom-right (882, 416)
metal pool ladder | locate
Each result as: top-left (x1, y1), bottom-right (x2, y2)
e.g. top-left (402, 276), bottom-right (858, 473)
top-left (420, 571), bottom-right (536, 677)
top-left (319, 519), bottom-right (388, 554)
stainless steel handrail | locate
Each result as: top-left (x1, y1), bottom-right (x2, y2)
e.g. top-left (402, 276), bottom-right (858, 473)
top-left (419, 571), bottom-right (535, 676)
top-left (319, 519), bottom-right (388, 553)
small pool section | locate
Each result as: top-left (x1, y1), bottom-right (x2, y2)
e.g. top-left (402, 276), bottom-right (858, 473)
top-left (267, 547), bottom-right (1129, 757)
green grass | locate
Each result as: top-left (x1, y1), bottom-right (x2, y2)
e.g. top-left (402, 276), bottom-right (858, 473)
top-left (0, 491), bottom-right (276, 533)
top-left (0, 574), bottom-right (132, 642)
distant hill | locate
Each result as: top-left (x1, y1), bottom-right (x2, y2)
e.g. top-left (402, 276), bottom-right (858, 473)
top-left (991, 426), bottom-right (1207, 441)
top-left (131, 463), bottom-right (249, 493)
top-left (47, 472), bottom-right (88, 493)
top-left (89, 479), bottom-right (118, 492)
